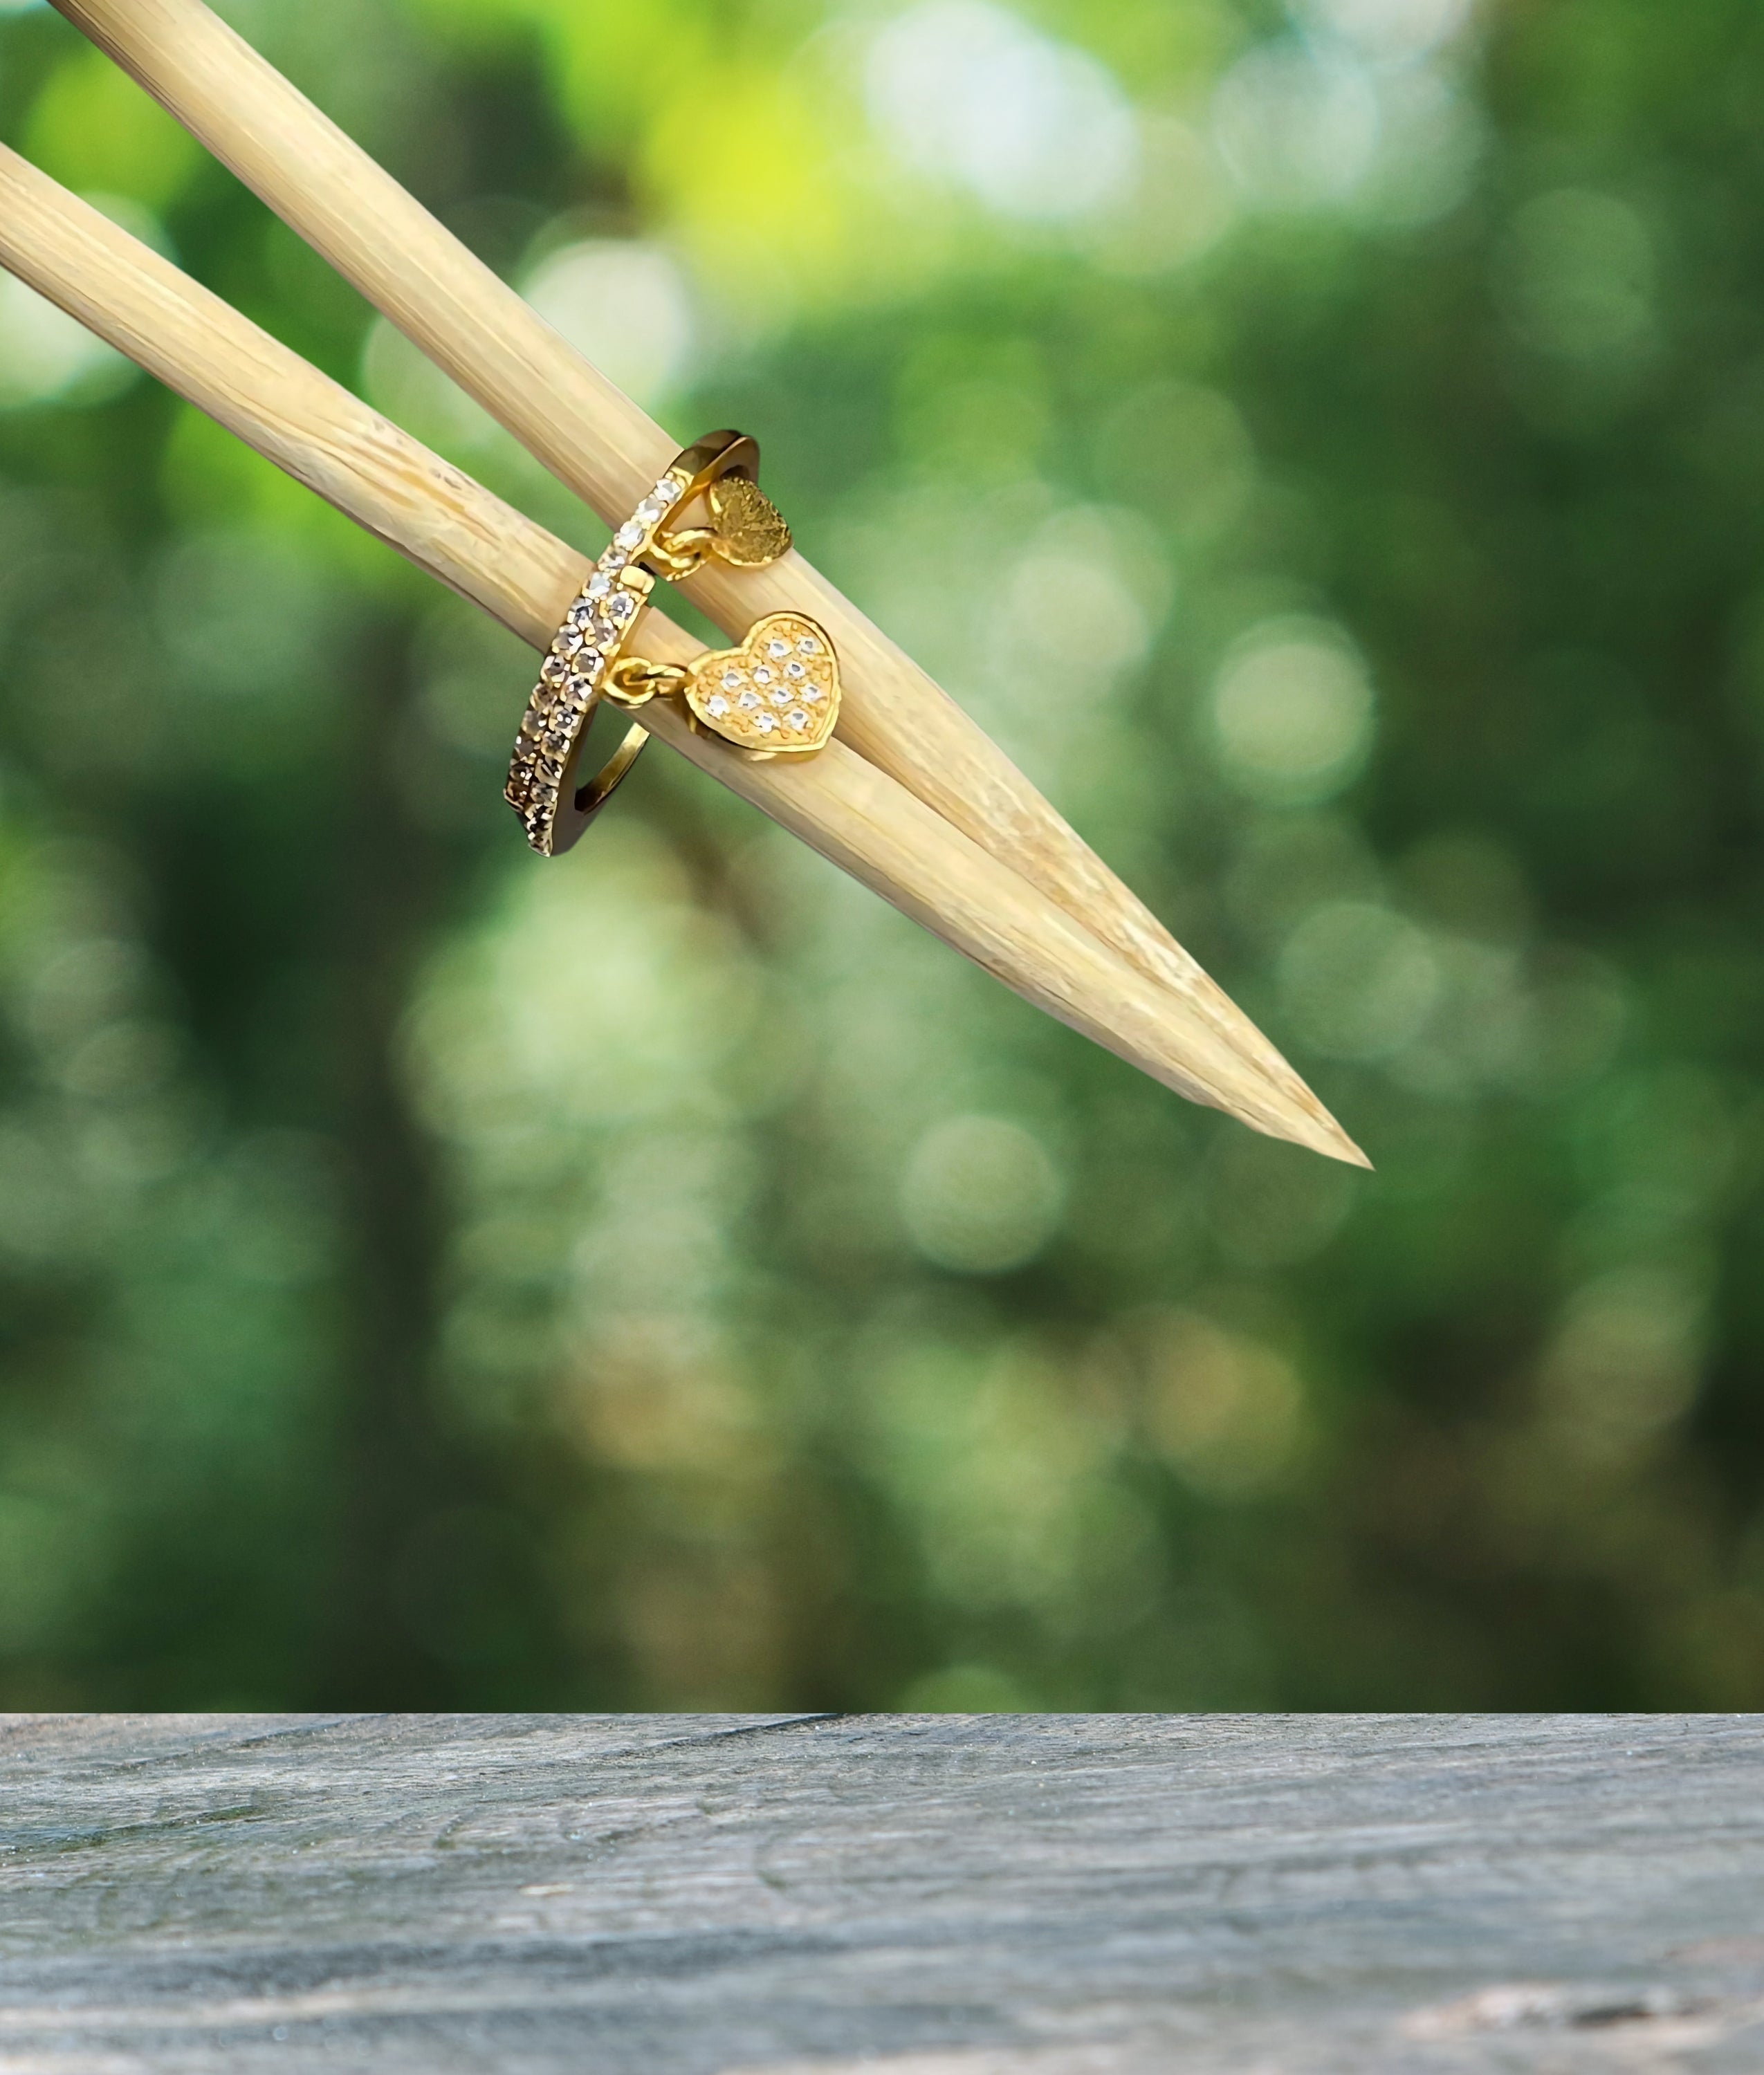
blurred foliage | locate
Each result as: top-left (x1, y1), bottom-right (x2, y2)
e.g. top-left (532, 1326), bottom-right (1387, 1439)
top-left (0, 0), bottom-right (1761, 1710)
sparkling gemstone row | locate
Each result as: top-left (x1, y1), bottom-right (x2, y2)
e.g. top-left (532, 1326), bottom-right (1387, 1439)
top-left (505, 471), bottom-right (684, 852)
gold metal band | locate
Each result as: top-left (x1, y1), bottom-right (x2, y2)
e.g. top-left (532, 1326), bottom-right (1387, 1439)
top-left (505, 430), bottom-right (830, 858)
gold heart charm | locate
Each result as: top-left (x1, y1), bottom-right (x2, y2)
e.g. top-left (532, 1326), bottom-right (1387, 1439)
top-left (684, 613), bottom-right (838, 755)
top-left (706, 475), bottom-right (792, 567)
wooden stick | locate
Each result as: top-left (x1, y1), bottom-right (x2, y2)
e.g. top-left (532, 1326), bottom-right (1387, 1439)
top-left (48, 0), bottom-right (1364, 1168)
top-left (0, 147), bottom-right (1365, 1152)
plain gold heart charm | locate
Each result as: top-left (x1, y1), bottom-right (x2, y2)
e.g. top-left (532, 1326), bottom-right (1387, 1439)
top-left (684, 613), bottom-right (840, 755)
top-left (706, 475), bottom-right (792, 567)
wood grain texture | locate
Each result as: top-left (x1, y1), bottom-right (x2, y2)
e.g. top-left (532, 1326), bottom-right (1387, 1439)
top-left (45, 0), bottom-right (1366, 1170)
top-left (0, 1714), bottom-right (1760, 2073)
top-left (0, 149), bottom-right (1334, 1139)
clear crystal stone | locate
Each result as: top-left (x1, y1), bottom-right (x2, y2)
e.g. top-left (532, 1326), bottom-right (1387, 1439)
top-left (636, 497), bottom-right (664, 524)
top-left (577, 647), bottom-right (603, 674)
top-left (653, 478), bottom-right (681, 506)
top-left (737, 690), bottom-right (761, 709)
top-left (616, 520), bottom-right (644, 550)
top-left (706, 694), bottom-right (730, 718)
top-left (770, 689), bottom-right (791, 706)
top-left (754, 711), bottom-right (777, 734)
top-left (587, 573), bottom-right (612, 599)
top-left (609, 592), bottom-right (636, 622)
top-left (797, 636), bottom-right (820, 654)
top-left (569, 601), bottom-right (596, 627)
top-left (784, 660), bottom-right (807, 679)
top-left (722, 669), bottom-right (744, 689)
top-left (753, 665), bottom-right (774, 685)
top-left (556, 629), bottom-right (582, 656)
top-left (540, 656), bottom-right (567, 684)
top-left (787, 708), bottom-right (809, 730)
top-left (801, 684), bottom-right (824, 702)
top-left (766, 638), bottom-right (790, 658)
top-left (601, 548), bottom-right (627, 571)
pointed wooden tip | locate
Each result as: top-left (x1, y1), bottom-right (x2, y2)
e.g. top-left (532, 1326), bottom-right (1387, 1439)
top-left (1220, 1052), bottom-right (1372, 1170)
top-left (1209, 1050), bottom-right (1372, 1170)
top-left (1201, 1069), bottom-right (1372, 1172)
top-left (1269, 1105), bottom-right (1375, 1171)
top-left (1114, 996), bottom-right (1369, 1171)
top-left (1121, 954), bottom-right (1373, 1170)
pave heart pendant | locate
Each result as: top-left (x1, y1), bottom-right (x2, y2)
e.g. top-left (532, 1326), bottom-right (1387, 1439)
top-left (684, 613), bottom-right (839, 755)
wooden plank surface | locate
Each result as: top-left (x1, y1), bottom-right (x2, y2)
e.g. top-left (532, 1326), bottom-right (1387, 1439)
top-left (0, 1714), bottom-right (1761, 2072)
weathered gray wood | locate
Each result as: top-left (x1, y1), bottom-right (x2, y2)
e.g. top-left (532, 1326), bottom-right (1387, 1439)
top-left (0, 1715), bottom-right (1760, 2072)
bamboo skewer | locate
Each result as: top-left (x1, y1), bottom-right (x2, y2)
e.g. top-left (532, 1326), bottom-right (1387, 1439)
top-left (0, 147), bottom-right (1357, 1145)
top-left (48, 0), bottom-right (1365, 1169)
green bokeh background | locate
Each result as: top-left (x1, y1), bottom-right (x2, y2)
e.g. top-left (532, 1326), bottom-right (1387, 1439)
top-left (0, 0), bottom-right (1760, 1710)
